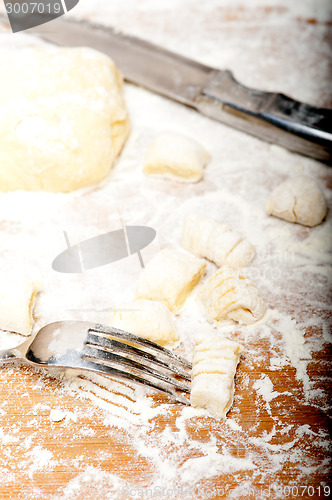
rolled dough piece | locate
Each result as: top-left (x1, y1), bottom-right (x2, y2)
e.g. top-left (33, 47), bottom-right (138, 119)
top-left (136, 249), bottom-right (206, 313)
top-left (191, 333), bottom-right (243, 419)
top-left (198, 266), bottom-right (266, 325)
top-left (106, 299), bottom-right (179, 346)
top-left (143, 133), bottom-right (210, 182)
top-left (181, 213), bottom-right (255, 268)
top-left (0, 47), bottom-right (130, 192)
top-left (266, 176), bottom-right (327, 227)
top-left (0, 274), bottom-right (39, 336)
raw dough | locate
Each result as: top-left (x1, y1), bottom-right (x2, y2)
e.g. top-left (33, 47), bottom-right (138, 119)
top-left (190, 332), bottom-right (243, 419)
top-left (106, 299), bottom-right (179, 346)
top-left (136, 249), bottom-right (206, 313)
top-left (0, 47), bottom-right (130, 192)
top-left (198, 266), bottom-right (266, 325)
top-left (181, 213), bottom-right (255, 268)
top-left (266, 176), bottom-right (327, 227)
top-left (0, 274), bottom-right (39, 336)
top-left (143, 133), bottom-right (210, 183)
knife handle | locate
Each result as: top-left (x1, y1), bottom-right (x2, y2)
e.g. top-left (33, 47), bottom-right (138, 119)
top-left (195, 70), bottom-right (332, 163)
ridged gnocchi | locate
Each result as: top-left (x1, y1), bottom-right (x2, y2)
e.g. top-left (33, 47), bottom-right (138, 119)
top-left (198, 266), bottom-right (266, 325)
top-left (181, 213), bottom-right (255, 268)
top-left (191, 333), bottom-right (243, 419)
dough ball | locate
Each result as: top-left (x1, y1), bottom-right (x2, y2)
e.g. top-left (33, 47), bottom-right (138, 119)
top-left (198, 266), bottom-right (266, 325)
top-left (181, 213), bottom-right (255, 268)
top-left (266, 176), bottom-right (327, 227)
top-left (136, 249), bottom-right (206, 313)
top-left (106, 299), bottom-right (179, 346)
top-left (190, 332), bottom-right (243, 419)
top-left (0, 47), bottom-right (130, 192)
top-left (0, 274), bottom-right (39, 336)
top-left (143, 133), bottom-right (210, 183)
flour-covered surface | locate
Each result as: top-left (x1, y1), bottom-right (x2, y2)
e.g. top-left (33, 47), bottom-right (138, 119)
top-left (0, 0), bottom-right (331, 498)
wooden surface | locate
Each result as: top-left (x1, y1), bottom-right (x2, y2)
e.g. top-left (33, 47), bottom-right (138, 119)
top-left (0, 337), bottom-right (331, 499)
top-left (0, 0), bottom-right (331, 499)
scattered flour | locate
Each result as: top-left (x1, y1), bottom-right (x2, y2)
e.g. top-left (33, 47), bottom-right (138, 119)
top-left (253, 375), bottom-right (292, 402)
top-left (49, 409), bottom-right (78, 423)
top-left (26, 446), bottom-right (57, 479)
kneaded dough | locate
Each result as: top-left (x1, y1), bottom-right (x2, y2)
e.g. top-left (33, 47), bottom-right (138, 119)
top-left (190, 332), bottom-right (243, 419)
top-left (143, 133), bottom-right (210, 183)
top-left (198, 266), bottom-right (266, 325)
top-left (0, 47), bottom-right (130, 192)
top-left (266, 176), bottom-right (327, 227)
top-left (106, 299), bottom-right (179, 346)
top-left (0, 274), bottom-right (39, 336)
top-left (181, 213), bottom-right (255, 268)
top-left (136, 249), bottom-right (206, 313)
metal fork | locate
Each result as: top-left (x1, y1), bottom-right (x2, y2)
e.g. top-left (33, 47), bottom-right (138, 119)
top-left (0, 321), bottom-right (192, 405)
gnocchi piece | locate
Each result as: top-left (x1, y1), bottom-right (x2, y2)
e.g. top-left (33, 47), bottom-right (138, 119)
top-left (136, 249), bottom-right (206, 313)
top-left (181, 213), bottom-right (255, 268)
top-left (0, 274), bottom-right (39, 336)
top-left (143, 133), bottom-right (210, 183)
top-left (198, 266), bottom-right (266, 325)
top-left (191, 333), bottom-right (243, 419)
top-left (266, 176), bottom-right (327, 227)
top-left (106, 299), bottom-right (179, 346)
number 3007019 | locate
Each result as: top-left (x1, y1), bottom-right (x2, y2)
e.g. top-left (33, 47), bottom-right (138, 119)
top-left (5, 2), bottom-right (62, 14)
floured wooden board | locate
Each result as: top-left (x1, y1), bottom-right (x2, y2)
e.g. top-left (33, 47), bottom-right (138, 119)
top-left (0, 0), bottom-right (331, 498)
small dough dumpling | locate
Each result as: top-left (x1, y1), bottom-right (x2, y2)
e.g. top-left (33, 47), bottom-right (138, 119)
top-left (106, 299), bottom-right (179, 346)
top-left (0, 47), bottom-right (130, 192)
top-left (181, 213), bottom-right (255, 268)
top-left (136, 249), bottom-right (206, 313)
top-left (0, 274), bottom-right (39, 336)
top-left (266, 176), bottom-right (327, 227)
top-left (143, 133), bottom-right (210, 183)
top-left (191, 332), bottom-right (243, 419)
top-left (198, 266), bottom-right (266, 325)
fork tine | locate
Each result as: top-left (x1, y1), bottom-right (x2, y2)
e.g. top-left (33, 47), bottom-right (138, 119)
top-left (82, 324), bottom-right (193, 405)
top-left (80, 354), bottom-right (191, 405)
top-left (86, 332), bottom-right (191, 381)
top-left (90, 324), bottom-right (192, 369)
top-left (83, 344), bottom-right (190, 393)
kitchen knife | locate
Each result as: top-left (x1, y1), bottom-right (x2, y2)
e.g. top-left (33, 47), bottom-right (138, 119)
top-left (1, 14), bottom-right (332, 163)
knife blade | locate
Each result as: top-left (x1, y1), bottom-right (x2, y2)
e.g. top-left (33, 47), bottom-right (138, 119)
top-left (1, 14), bottom-right (331, 163)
